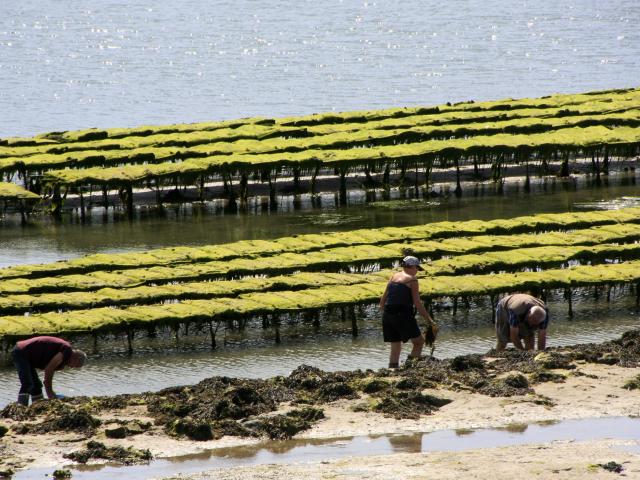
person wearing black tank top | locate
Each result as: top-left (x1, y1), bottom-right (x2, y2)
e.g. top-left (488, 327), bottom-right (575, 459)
top-left (379, 256), bottom-right (435, 368)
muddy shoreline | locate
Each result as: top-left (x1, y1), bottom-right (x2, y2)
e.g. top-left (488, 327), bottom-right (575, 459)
top-left (2, 330), bottom-right (640, 478)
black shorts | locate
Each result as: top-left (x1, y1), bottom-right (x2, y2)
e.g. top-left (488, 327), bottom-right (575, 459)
top-left (382, 306), bottom-right (421, 343)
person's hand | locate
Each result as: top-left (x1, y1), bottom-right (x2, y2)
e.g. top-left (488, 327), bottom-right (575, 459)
top-left (424, 320), bottom-right (438, 346)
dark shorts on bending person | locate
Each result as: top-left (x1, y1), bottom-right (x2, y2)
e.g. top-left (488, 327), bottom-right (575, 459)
top-left (382, 306), bottom-right (421, 343)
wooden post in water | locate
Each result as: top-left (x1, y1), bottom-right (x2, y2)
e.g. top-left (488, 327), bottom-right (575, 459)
top-left (52, 184), bottom-right (62, 219)
top-left (348, 305), bottom-right (358, 337)
top-left (172, 324), bottom-right (180, 346)
top-left (454, 157), bottom-right (462, 197)
top-left (339, 167), bottom-right (348, 205)
top-left (292, 166), bottom-right (300, 193)
top-left (382, 163), bottom-right (391, 198)
top-left (560, 151), bottom-right (570, 177)
top-left (208, 321), bottom-right (217, 349)
top-left (125, 184), bottom-right (134, 219)
top-left (198, 175), bottom-right (206, 202)
top-left (310, 164), bottom-right (320, 195)
top-left (565, 288), bottom-right (573, 318)
top-left (79, 188), bottom-right (86, 222)
top-left (268, 170), bottom-right (277, 210)
top-left (239, 172), bottom-right (248, 205)
top-left (274, 317), bottom-right (281, 344)
top-left (126, 330), bottom-right (134, 355)
top-left (19, 200), bottom-right (26, 225)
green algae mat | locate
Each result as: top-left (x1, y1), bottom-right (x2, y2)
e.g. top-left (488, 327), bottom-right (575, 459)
top-left (1, 87), bottom-right (639, 208)
top-left (0, 182), bottom-right (40, 201)
top-left (2, 207), bottom-right (639, 280)
top-left (2, 207), bottom-right (640, 341)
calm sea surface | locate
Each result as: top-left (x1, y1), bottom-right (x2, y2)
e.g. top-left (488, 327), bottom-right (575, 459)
top-left (0, 0), bottom-right (639, 138)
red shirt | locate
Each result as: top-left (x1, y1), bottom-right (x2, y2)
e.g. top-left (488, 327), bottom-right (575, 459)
top-left (16, 336), bottom-right (73, 370)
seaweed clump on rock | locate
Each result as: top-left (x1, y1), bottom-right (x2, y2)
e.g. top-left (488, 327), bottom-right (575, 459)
top-left (567, 330), bottom-right (640, 367)
top-left (63, 440), bottom-right (151, 465)
top-left (247, 406), bottom-right (325, 439)
top-left (285, 365), bottom-right (363, 403)
top-left (3, 400), bottom-right (100, 436)
top-left (144, 370), bottom-right (339, 441)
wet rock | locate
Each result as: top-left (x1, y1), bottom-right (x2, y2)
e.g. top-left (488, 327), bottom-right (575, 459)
top-left (251, 407), bottom-right (325, 440)
top-left (596, 353), bottom-right (620, 365)
top-left (373, 391), bottom-right (452, 420)
top-left (37, 411), bottom-right (100, 435)
top-left (105, 426), bottom-right (127, 439)
top-left (530, 371), bottom-right (566, 384)
top-left (598, 461), bottom-right (624, 473)
top-left (210, 419), bottom-right (255, 439)
top-left (395, 377), bottom-right (422, 390)
top-left (0, 403), bottom-right (30, 422)
top-left (169, 419), bottom-right (214, 441)
top-left (317, 382), bottom-right (357, 402)
top-left (479, 374), bottom-right (531, 397)
top-left (533, 352), bottom-right (575, 370)
top-left (450, 354), bottom-right (485, 372)
top-left (52, 469), bottom-right (72, 479)
top-left (623, 375), bottom-right (640, 390)
top-left (125, 420), bottom-right (150, 436)
top-left (63, 440), bottom-right (152, 465)
top-left (0, 425), bottom-right (8, 438)
top-left (360, 378), bottom-right (389, 394)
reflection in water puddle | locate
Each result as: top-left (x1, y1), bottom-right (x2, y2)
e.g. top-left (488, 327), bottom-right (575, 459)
top-left (13, 417), bottom-right (640, 480)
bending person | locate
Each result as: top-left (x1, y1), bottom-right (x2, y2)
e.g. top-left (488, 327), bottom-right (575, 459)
top-left (379, 255), bottom-right (435, 368)
top-left (12, 336), bottom-right (87, 406)
top-left (495, 293), bottom-right (549, 351)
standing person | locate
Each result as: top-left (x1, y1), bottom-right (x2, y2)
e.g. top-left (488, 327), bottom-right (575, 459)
top-left (495, 293), bottom-right (549, 351)
top-left (379, 256), bottom-right (435, 368)
top-left (12, 336), bottom-right (87, 406)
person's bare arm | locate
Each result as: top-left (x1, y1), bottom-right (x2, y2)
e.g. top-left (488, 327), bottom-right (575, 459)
top-left (379, 275), bottom-right (394, 309)
top-left (410, 279), bottom-right (433, 321)
top-left (537, 329), bottom-right (547, 350)
top-left (379, 285), bottom-right (389, 309)
top-left (510, 326), bottom-right (525, 350)
top-left (43, 352), bottom-right (64, 399)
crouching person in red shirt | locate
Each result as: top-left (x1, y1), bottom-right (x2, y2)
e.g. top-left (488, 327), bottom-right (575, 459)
top-left (12, 336), bottom-right (87, 406)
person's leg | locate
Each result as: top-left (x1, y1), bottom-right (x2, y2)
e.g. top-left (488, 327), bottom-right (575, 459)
top-left (495, 303), bottom-right (509, 351)
top-left (30, 366), bottom-right (44, 402)
top-left (523, 335), bottom-right (535, 350)
top-left (408, 334), bottom-right (425, 359)
top-left (12, 348), bottom-right (33, 406)
top-left (388, 342), bottom-right (402, 368)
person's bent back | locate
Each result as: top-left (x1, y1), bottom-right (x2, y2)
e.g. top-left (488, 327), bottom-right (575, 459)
top-left (12, 336), bottom-right (86, 405)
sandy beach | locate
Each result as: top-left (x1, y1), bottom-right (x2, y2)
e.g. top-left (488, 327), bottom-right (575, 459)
top-left (2, 336), bottom-right (640, 479)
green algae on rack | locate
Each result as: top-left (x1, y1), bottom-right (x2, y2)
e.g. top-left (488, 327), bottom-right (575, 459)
top-left (0, 182), bottom-right (40, 200)
top-left (3, 260), bottom-right (640, 342)
top-left (1, 207), bottom-right (639, 280)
